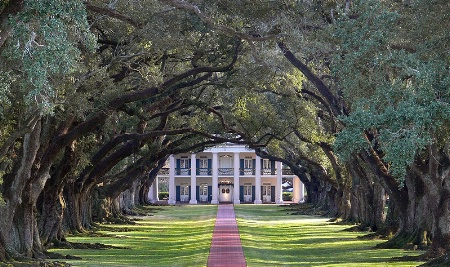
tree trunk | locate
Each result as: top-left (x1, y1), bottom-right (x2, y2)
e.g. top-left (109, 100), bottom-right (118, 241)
top-left (0, 119), bottom-right (41, 260)
top-left (348, 157), bottom-right (386, 231)
top-left (419, 144), bottom-right (450, 260)
top-left (61, 181), bottom-right (84, 234)
top-left (38, 187), bottom-right (66, 246)
top-left (427, 198), bottom-right (450, 259)
top-left (138, 180), bottom-right (151, 205)
top-left (376, 163), bottom-right (433, 249)
top-left (39, 144), bottom-right (78, 246)
top-left (311, 178), bottom-right (339, 216)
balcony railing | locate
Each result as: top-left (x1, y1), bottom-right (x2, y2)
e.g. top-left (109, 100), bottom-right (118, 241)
top-left (158, 167), bottom-right (292, 176)
top-left (175, 168), bottom-right (191, 175)
top-left (261, 168), bottom-right (275, 175)
top-left (218, 168), bottom-right (234, 175)
top-left (241, 168), bottom-right (255, 175)
top-left (196, 168), bottom-right (212, 175)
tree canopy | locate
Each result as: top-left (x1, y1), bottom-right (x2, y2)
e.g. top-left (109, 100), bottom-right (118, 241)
top-left (0, 0), bottom-right (449, 264)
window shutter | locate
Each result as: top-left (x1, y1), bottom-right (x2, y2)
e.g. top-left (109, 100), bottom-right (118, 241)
top-left (196, 186), bottom-right (200, 201)
top-left (271, 186), bottom-right (276, 202)
top-left (176, 159), bottom-right (180, 175)
top-left (240, 159), bottom-right (244, 175)
top-left (261, 159), bottom-right (264, 175)
top-left (240, 186), bottom-right (244, 201)
top-left (252, 159), bottom-right (256, 175)
top-left (271, 160), bottom-right (276, 175)
top-left (208, 159), bottom-right (212, 175)
top-left (188, 186), bottom-right (191, 200)
top-left (196, 159), bottom-right (199, 175)
top-left (252, 186), bottom-right (256, 202)
top-left (208, 186), bottom-right (212, 202)
top-left (188, 159), bottom-right (192, 175)
top-left (176, 186), bottom-right (180, 202)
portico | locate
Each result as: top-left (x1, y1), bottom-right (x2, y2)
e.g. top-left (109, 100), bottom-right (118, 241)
top-left (151, 144), bottom-right (305, 204)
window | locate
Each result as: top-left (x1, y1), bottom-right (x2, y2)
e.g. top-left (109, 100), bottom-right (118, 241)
top-left (199, 159), bottom-right (208, 168)
top-left (244, 183), bottom-right (252, 195)
top-left (200, 184), bottom-right (208, 195)
top-left (244, 158), bottom-right (253, 168)
top-left (263, 183), bottom-right (271, 196)
top-left (180, 183), bottom-right (189, 195)
top-left (263, 159), bottom-right (270, 169)
top-left (180, 159), bottom-right (189, 168)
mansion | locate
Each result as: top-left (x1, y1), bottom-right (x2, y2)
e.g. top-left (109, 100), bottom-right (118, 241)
top-left (148, 144), bottom-right (305, 204)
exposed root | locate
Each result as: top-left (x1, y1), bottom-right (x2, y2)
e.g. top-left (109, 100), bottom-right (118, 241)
top-left (418, 253), bottom-right (450, 267)
top-left (104, 215), bottom-right (136, 225)
top-left (390, 255), bottom-right (423, 262)
top-left (0, 260), bottom-right (72, 267)
top-left (50, 240), bottom-right (129, 250)
top-left (282, 203), bottom-right (328, 216)
top-left (376, 229), bottom-right (431, 250)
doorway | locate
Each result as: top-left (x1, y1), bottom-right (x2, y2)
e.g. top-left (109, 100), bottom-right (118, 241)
top-left (243, 183), bottom-right (252, 202)
top-left (262, 183), bottom-right (272, 203)
top-left (180, 183), bottom-right (189, 202)
top-left (219, 184), bottom-right (233, 202)
top-left (199, 183), bottom-right (208, 202)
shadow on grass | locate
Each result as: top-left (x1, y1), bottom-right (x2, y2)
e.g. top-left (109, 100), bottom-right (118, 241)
top-left (235, 205), bottom-right (425, 267)
top-left (49, 205), bottom-right (217, 267)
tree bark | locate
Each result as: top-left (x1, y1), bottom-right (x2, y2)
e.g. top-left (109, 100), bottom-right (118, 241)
top-left (61, 181), bottom-right (84, 234)
top-left (418, 144), bottom-right (450, 259)
top-left (347, 156), bottom-right (386, 230)
top-left (39, 144), bottom-right (78, 246)
top-left (0, 119), bottom-right (41, 259)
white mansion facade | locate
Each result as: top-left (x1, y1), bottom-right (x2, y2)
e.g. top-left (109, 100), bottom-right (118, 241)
top-left (148, 144), bottom-right (305, 204)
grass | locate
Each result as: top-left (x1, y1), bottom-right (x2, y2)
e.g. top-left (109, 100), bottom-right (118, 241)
top-left (234, 204), bottom-right (425, 267)
top-left (49, 204), bottom-right (426, 267)
top-left (50, 205), bottom-right (217, 267)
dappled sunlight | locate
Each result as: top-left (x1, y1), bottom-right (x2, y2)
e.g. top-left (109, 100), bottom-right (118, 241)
top-left (234, 205), bottom-right (424, 267)
top-left (50, 205), bottom-right (425, 266)
top-left (50, 205), bottom-right (216, 267)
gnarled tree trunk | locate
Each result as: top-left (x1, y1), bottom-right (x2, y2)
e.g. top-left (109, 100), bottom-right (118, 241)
top-left (0, 119), bottom-right (41, 259)
top-left (348, 157), bottom-right (386, 231)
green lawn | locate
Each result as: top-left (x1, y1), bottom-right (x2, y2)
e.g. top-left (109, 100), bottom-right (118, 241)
top-left (234, 204), bottom-right (425, 267)
top-left (50, 205), bottom-right (217, 267)
top-left (50, 204), bottom-right (425, 267)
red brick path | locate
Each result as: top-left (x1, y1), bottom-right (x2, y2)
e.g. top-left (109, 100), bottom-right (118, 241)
top-left (207, 204), bottom-right (247, 267)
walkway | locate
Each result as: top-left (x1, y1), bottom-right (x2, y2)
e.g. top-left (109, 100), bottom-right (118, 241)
top-left (207, 204), bottom-right (247, 267)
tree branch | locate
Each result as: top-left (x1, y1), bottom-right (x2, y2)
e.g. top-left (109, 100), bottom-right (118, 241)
top-left (0, 0), bottom-right (24, 49)
top-left (278, 41), bottom-right (345, 116)
top-left (160, 0), bottom-right (279, 42)
top-left (85, 2), bottom-right (142, 28)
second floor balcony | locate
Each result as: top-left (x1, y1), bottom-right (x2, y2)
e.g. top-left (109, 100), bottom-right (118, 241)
top-left (158, 167), bottom-right (292, 176)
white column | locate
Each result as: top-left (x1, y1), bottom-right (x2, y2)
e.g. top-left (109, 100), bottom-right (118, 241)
top-left (153, 177), bottom-right (159, 202)
top-left (293, 176), bottom-right (300, 203)
top-left (211, 152), bottom-right (219, 204)
top-left (254, 155), bottom-right (262, 204)
top-left (233, 152), bottom-right (240, 204)
top-left (148, 177), bottom-right (159, 203)
top-left (189, 153), bottom-right (198, 204)
top-left (276, 161), bottom-right (283, 204)
top-left (299, 179), bottom-right (305, 203)
top-left (148, 181), bottom-right (155, 203)
top-left (168, 155), bottom-right (176, 204)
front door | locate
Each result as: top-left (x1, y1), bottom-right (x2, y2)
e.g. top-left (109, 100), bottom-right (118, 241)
top-left (199, 184), bottom-right (208, 202)
top-left (243, 184), bottom-right (252, 202)
top-left (262, 184), bottom-right (272, 203)
top-left (180, 183), bottom-right (189, 202)
top-left (219, 184), bottom-right (233, 202)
